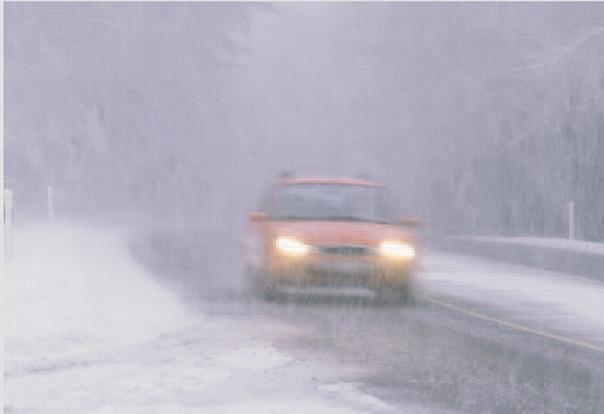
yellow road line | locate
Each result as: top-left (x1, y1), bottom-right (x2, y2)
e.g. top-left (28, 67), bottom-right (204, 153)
top-left (421, 295), bottom-right (604, 354)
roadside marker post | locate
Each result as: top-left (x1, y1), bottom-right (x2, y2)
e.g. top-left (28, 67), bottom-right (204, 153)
top-left (568, 200), bottom-right (575, 240)
top-left (47, 185), bottom-right (55, 222)
top-left (5, 188), bottom-right (14, 263)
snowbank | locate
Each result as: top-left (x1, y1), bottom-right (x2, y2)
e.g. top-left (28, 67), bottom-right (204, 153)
top-left (427, 235), bottom-right (604, 281)
top-left (465, 236), bottom-right (604, 256)
top-left (5, 223), bottom-right (195, 375)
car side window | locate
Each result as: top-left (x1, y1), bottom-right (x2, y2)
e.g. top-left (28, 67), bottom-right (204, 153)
top-left (258, 188), bottom-right (273, 213)
top-left (378, 188), bottom-right (398, 223)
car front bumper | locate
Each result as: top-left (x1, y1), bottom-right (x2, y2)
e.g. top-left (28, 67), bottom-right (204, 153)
top-left (266, 255), bottom-right (414, 289)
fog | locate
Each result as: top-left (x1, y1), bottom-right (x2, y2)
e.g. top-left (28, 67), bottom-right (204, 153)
top-left (5, 2), bottom-right (604, 236)
top-left (5, 4), bottom-right (604, 413)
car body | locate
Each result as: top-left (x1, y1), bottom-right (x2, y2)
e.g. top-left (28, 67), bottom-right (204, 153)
top-left (245, 176), bottom-right (420, 302)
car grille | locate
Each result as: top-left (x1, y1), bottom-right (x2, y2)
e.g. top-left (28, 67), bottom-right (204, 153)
top-left (318, 245), bottom-right (373, 256)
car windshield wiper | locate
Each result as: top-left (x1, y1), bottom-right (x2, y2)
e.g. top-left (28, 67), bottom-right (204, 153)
top-left (319, 216), bottom-right (388, 224)
top-left (273, 216), bottom-right (309, 221)
top-left (273, 215), bottom-right (389, 224)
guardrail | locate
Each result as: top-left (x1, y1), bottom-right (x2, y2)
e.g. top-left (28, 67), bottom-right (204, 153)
top-left (426, 236), bottom-right (604, 282)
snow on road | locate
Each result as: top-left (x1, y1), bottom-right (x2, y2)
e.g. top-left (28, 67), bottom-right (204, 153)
top-left (422, 250), bottom-right (604, 345)
top-left (4, 223), bottom-right (400, 414)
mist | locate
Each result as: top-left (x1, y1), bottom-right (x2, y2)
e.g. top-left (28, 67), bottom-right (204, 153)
top-left (5, 3), bottom-right (604, 413)
top-left (5, 2), bottom-right (604, 239)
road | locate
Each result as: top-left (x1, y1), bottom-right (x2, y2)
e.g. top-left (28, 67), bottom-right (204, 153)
top-left (5, 224), bottom-right (604, 413)
top-left (131, 227), bottom-right (604, 414)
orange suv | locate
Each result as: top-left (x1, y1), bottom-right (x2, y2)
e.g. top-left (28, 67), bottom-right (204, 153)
top-left (245, 176), bottom-right (420, 303)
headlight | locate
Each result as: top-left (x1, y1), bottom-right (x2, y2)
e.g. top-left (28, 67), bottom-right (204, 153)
top-left (275, 237), bottom-right (311, 257)
top-left (378, 240), bottom-right (415, 259)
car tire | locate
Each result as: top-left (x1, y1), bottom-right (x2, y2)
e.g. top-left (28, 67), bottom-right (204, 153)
top-left (249, 267), bottom-right (283, 302)
top-left (376, 285), bottom-right (413, 306)
top-left (261, 284), bottom-right (283, 301)
top-left (397, 285), bottom-right (414, 305)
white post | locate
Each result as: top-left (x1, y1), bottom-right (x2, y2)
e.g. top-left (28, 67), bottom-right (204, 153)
top-left (5, 188), bottom-right (13, 230)
top-left (5, 188), bottom-right (14, 263)
top-left (47, 185), bottom-right (55, 222)
top-left (568, 200), bottom-right (575, 240)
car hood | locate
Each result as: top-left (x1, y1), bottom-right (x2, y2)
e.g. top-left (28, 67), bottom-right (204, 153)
top-left (267, 220), bottom-right (412, 246)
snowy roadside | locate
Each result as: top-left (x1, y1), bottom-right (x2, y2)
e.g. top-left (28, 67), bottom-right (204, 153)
top-left (460, 236), bottom-right (604, 256)
top-left (426, 235), bottom-right (604, 281)
top-left (4, 223), bottom-right (195, 377)
top-left (3, 223), bottom-right (402, 414)
top-left (421, 250), bottom-right (604, 346)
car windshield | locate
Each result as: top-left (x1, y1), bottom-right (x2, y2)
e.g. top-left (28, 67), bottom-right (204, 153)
top-left (270, 183), bottom-right (394, 223)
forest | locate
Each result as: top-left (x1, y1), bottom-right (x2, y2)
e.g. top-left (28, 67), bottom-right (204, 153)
top-left (5, 3), bottom-right (604, 240)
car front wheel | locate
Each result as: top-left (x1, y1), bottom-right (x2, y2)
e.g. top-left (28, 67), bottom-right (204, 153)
top-left (375, 284), bottom-right (413, 306)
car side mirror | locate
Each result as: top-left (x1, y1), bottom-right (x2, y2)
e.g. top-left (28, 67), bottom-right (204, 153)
top-left (398, 217), bottom-right (422, 227)
top-left (249, 211), bottom-right (268, 222)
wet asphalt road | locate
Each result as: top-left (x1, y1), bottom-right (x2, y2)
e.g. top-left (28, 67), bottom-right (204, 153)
top-left (130, 228), bottom-right (604, 414)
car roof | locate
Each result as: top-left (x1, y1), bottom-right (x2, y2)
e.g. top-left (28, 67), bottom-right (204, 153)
top-left (277, 176), bottom-right (382, 187)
